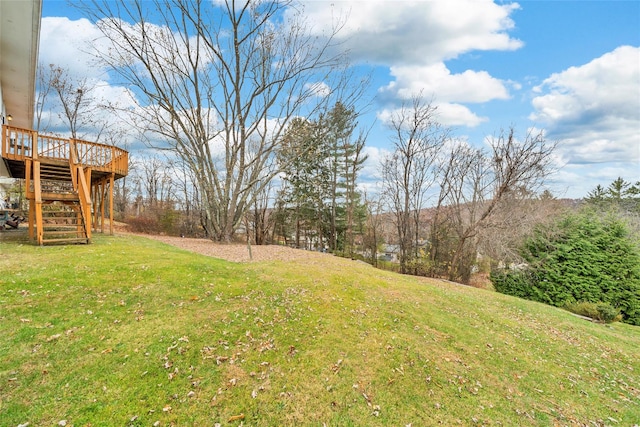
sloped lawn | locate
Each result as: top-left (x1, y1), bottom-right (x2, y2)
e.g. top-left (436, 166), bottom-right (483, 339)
top-left (1, 234), bottom-right (638, 425)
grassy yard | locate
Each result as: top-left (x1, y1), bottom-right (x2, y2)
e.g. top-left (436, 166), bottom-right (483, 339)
top-left (1, 234), bottom-right (639, 426)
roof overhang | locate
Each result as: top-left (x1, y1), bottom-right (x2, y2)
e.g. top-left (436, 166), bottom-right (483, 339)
top-left (0, 0), bottom-right (42, 129)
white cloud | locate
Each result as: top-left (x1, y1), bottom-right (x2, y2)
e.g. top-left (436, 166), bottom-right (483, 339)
top-left (305, 81), bottom-right (331, 97)
top-left (360, 145), bottom-right (389, 182)
top-left (299, 0), bottom-right (522, 65)
top-left (377, 101), bottom-right (486, 129)
top-left (296, 2), bottom-right (520, 130)
top-left (530, 46), bottom-right (640, 165)
top-left (40, 17), bottom-right (108, 79)
top-left (433, 103), bottom-right (487, 127)
top-left (548, 162), bottom-right (640, 199)
top-left (381, 63), bottom-right (510, 103)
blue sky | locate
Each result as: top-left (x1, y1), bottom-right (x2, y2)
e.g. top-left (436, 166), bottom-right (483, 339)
top-left (40, 0), bottom-right (639, 199)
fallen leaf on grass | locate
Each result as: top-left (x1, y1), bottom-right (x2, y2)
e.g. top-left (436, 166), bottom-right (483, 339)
top-left (362, 392), bottom-right (371, 405)
top-left (168, 368), bottom-right (179, 380)
top-left (228, 413), bottom-right (245, 422)
top-left (258, 339), bottom-right (274, 352)
top-left (371, 404), bottom-right (381, 417)
top-left (46, 334), bottom-right (62, 342)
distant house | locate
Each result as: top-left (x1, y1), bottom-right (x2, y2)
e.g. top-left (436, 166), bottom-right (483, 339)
top-left (379, 244), bottom-right (400, 262)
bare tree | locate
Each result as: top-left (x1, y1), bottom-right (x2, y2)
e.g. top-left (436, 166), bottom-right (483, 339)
top-left (134, 155), bottom-right (165, 209)
top-left (112, 153), bottom-right (136, 219)
top-left (363, 190), bottom-right (385, 267)
top-left (34, 63), bottom-right (54, 132)
top-left (247, 173), bottom-right (276, 245)
top-left (36, 64), bottom-right (105, 140)
top-left (79, 0), bottom-right (350, 242)
top-left (476, 189), bottom-right (566, 269)
top-left (439, 128), bottom-right (557, 283)
top-left (381, 96), bottom-right (448, 273)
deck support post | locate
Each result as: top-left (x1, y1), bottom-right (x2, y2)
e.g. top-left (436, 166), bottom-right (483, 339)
top-left (109, 173), bottom-right (115, 235)
top-left (33, 161), bottom-right (43, 245)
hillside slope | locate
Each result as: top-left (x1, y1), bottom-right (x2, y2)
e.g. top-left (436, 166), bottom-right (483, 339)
top-left (1, 234), bottom-right (638, 426)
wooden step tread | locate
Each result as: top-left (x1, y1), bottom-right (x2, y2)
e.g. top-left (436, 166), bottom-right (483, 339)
top-left (39, 158), bottom-right (70, 166)
top-left (42, 238), bottom-right (89, 245)
top-left (42, 209), bottom-right (80, 218)
top-left (42, 212), bottom-right (81, 217)
top-left (41, 193), bottom-right (80, 201)
top-left (43, 226), bottom-right (84, 232)
top-left (41, 168), bottom-right (72, 173)
top-left (43, 222), bottom-right (83, 226)
top-left (44, 231), bottom-right (87, 236)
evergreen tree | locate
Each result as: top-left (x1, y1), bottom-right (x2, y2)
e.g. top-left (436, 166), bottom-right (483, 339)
top-left (275, 103), bottom-right (368, 253)
top-left (585, 177), bottom-right (640, 214)
top-left (277, 118), bottom-right (331, 249)
top-left (492, 210), bottom-right (640, 325)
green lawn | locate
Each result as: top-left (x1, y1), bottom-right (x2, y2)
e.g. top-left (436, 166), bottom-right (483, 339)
top-left (1, 234), bottom-right (639, 426)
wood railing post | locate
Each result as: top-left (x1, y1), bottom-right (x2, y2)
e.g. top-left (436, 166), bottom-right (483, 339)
top-left (32, 129), bottom-right (38, 160)
top-left (109, 173), bottom-right (115, 235)
top-left (25, 159), bottom-right (35, 241)
top-left (1, 125), bottom-right (6, 157)
top-left (33, 161), bottom-right (43, 245)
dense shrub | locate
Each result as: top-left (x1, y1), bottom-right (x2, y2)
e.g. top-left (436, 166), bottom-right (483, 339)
top-left (491, 269), bottom-right (551, 304)
top-left (126, 208), bottom-right (181, 236)
top-left (563, 301), bottom-right (621, 323)
top-left (126, 215), bottom-right (161, 234)
top-left (491, 211), bottom-right (640, 326)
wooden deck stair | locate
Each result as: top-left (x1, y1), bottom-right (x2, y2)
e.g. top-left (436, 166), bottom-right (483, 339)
top-left (2, 125), bottom-right (129, 245)
top-left (35, 160), bottom-right (90, 245)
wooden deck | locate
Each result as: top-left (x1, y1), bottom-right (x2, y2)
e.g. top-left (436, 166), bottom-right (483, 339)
top-left (2, 125), bottom-right (128, 182)
top-left (1, 125), bottom-right (129, 245)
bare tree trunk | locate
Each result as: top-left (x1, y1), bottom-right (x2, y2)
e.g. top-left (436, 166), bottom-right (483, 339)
top-left (381, 95), bottom-right (448, 274)
top-left (81, 0), bottom-right (350, 242)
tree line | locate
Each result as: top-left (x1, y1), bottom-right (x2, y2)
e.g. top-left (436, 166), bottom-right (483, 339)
top-left (34, 54), bottom-right (561, 287)
top-left (28, 0), bottom-right (639, 313)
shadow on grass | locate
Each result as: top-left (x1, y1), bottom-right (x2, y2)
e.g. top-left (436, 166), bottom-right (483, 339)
top-left (0, 226), bottom-right (30, 244)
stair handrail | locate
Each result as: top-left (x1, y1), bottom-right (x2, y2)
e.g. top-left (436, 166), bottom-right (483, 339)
top-left (69, 139), bottom-right (93, 241)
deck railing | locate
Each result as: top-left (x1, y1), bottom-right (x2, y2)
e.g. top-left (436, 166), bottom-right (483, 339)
top-left (2, 125), bottom-right (128, 177)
